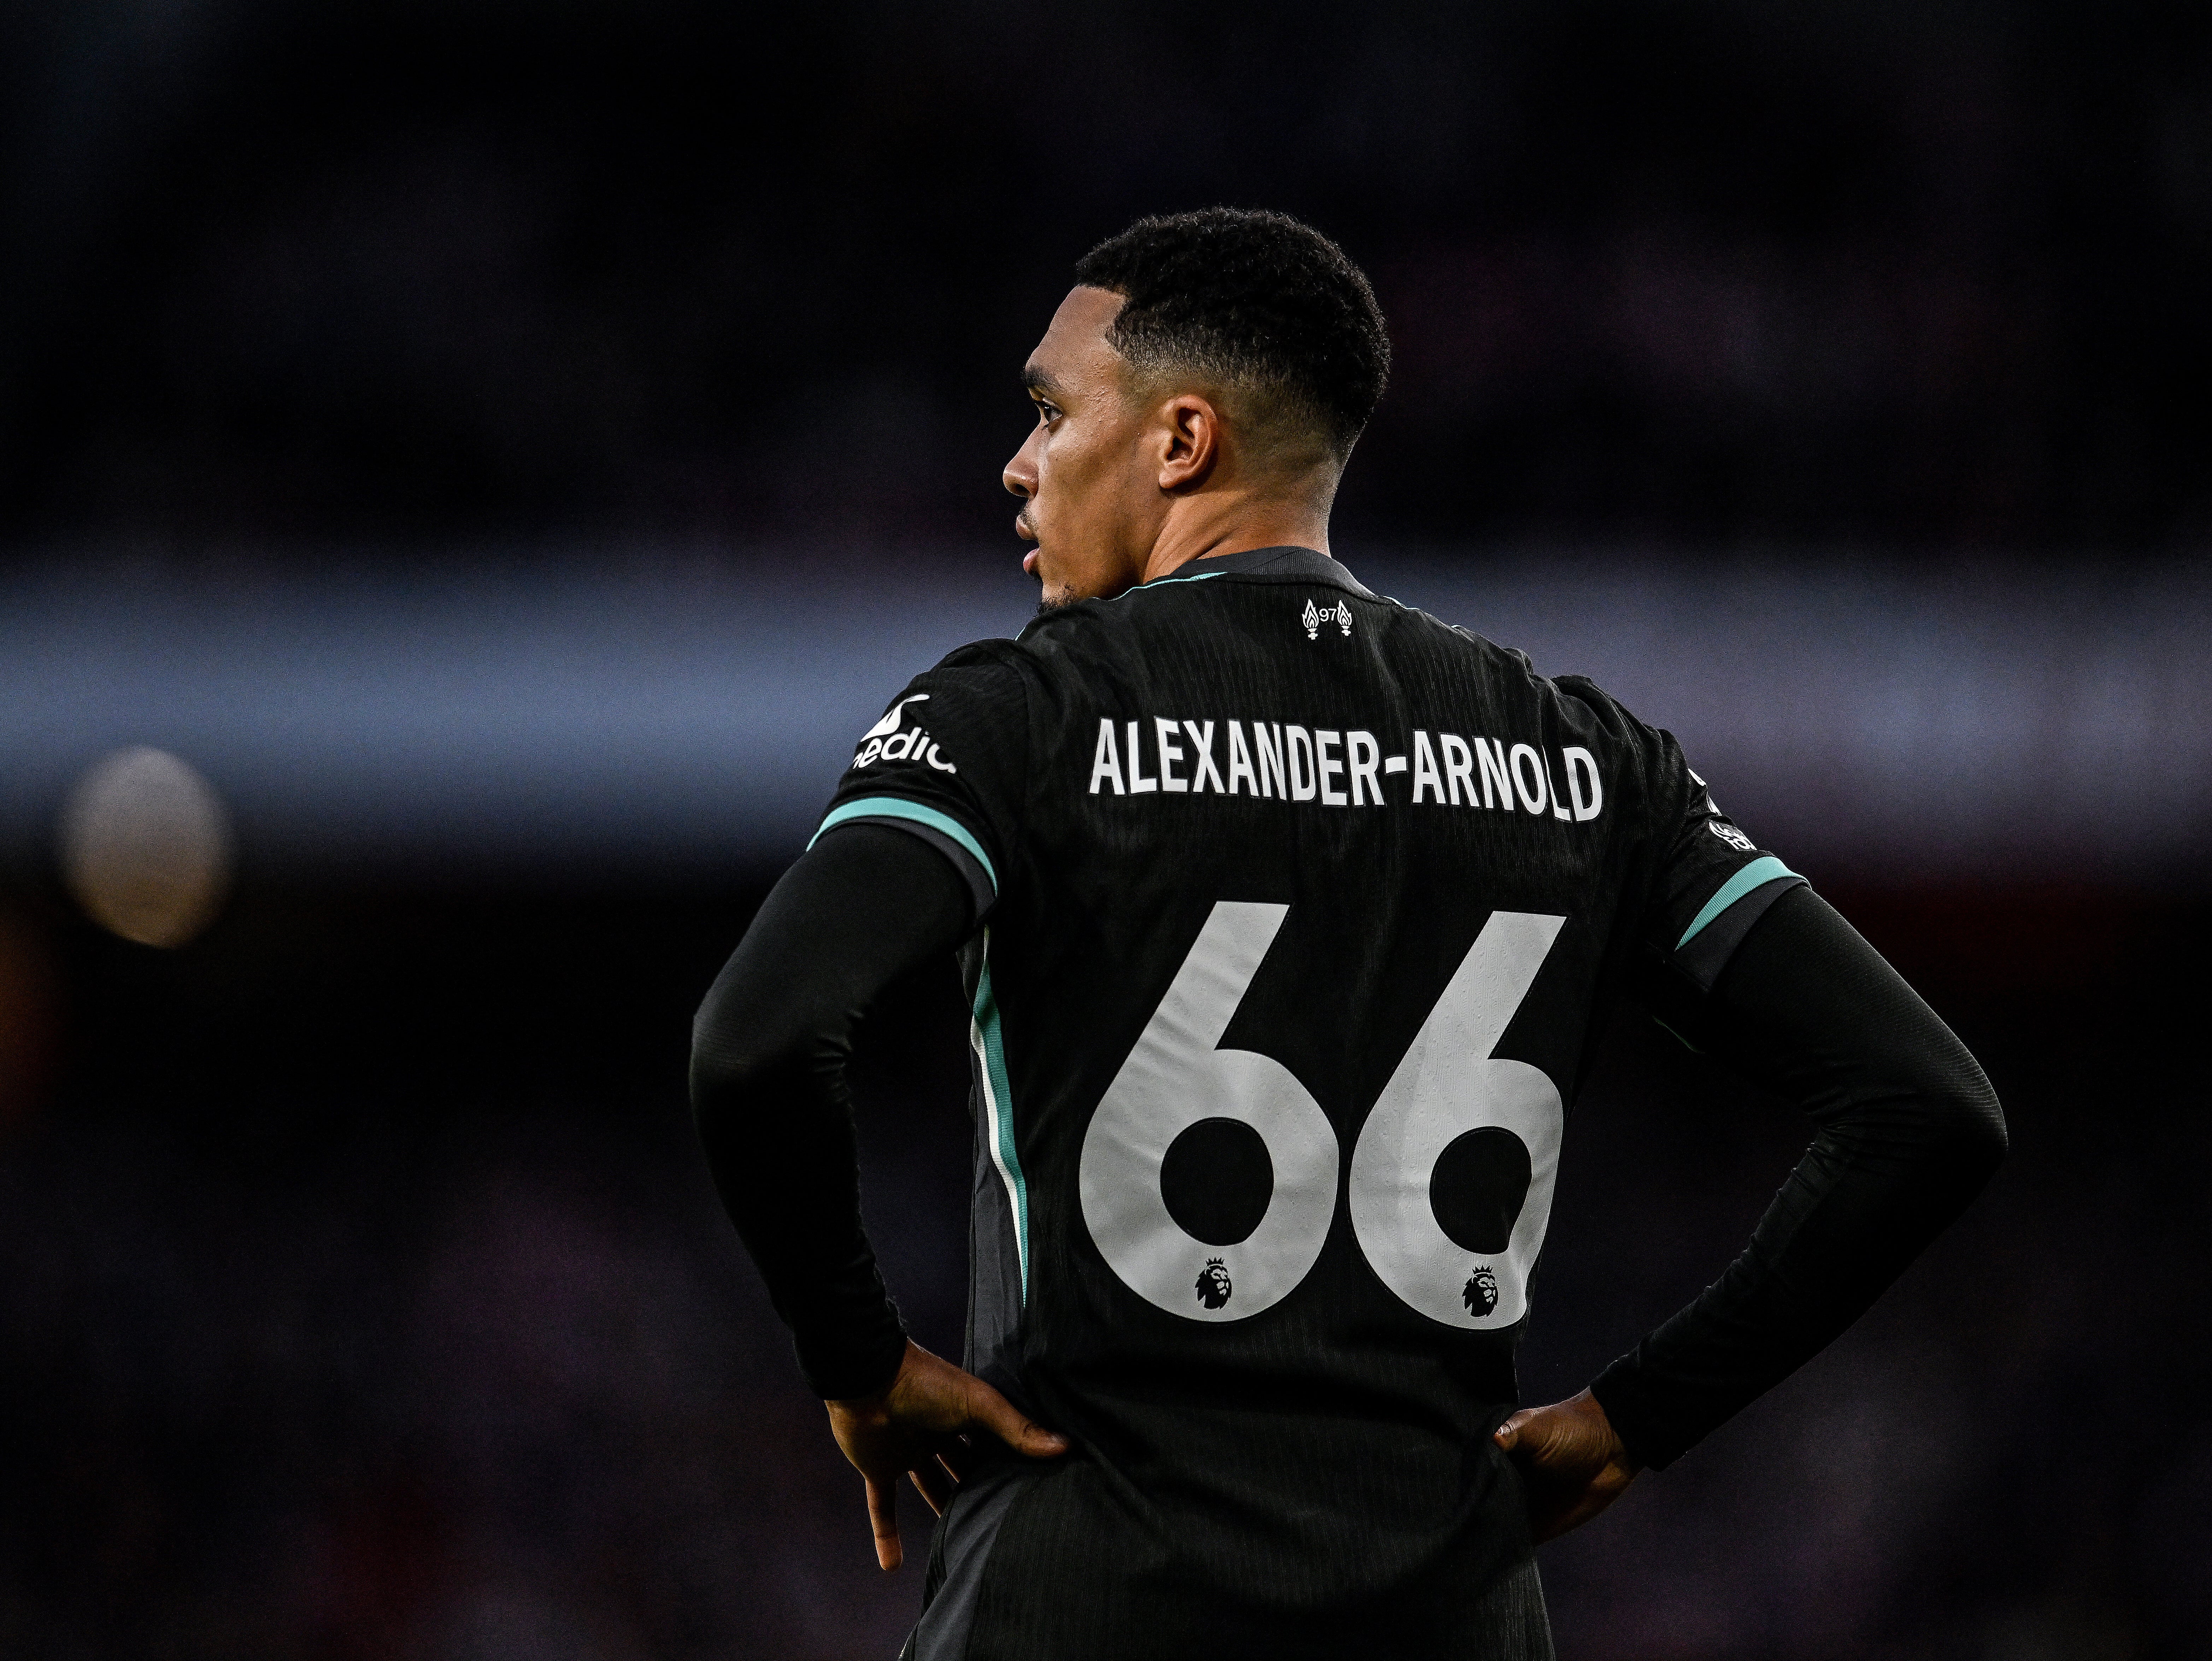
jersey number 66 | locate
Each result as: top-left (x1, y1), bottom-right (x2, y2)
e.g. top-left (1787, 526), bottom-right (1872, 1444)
top-left (1078, 901), bottom-right (1566, 1330)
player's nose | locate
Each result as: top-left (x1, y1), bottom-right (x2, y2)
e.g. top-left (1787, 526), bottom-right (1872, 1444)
top-left (1003, 428), bottom-right (1041, 498)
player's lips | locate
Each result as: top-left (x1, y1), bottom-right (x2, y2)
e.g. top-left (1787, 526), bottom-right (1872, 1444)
top-left (1023, 549), bottom-right (1040, 576)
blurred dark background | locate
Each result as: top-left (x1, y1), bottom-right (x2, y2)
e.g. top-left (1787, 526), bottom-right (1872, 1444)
top-left (4, 0), bottom-right (2208, 550)
top-left (0, 2), bottom-right (2206, 1657)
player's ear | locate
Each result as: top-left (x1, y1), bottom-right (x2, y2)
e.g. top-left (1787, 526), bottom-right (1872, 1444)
top-left (1155, 393), bottom-right (1222, 494)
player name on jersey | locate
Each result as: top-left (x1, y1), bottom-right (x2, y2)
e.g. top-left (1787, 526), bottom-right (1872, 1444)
top-left (1086, 716), bottom-right (1605, 820)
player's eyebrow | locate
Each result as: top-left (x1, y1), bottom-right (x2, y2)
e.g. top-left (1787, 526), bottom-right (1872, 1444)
top-left (1022, 363), bottom-right (1067, 402)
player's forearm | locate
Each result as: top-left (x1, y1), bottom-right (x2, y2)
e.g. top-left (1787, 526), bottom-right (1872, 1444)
top-left (1591, 1108), bottom-right (1999, 1466)
top-left (689, 824), bottom-right (973, 1399)
top-left (1594, 888), bottom-right (2007, 1469)
top-left (694, 1049), bottom-right (909, 1398)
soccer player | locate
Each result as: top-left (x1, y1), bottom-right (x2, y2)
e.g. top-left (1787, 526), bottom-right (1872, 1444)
top-left (690, 209), bottom-right (2006, 1660)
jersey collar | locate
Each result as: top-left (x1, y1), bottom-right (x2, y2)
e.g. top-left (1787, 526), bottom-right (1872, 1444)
top-left (1145, 544), bottom-right (1375, 597)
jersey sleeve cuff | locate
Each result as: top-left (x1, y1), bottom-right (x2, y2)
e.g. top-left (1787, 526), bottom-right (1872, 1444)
top-left (1589, 1354), bottom-right (1690, 1471)
top-left (794, 1314), bottom-right (911, 1402)
top-left (1671, 857), bottom-right (1806, 993)
top-left (811, 796), bottom-right (998, 921)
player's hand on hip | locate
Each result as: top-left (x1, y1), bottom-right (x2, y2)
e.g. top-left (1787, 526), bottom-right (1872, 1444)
top-left (1493, 1388), bottom-right (1641, 1543)
top-left (825, 1339), bottom-right (1070, 1571)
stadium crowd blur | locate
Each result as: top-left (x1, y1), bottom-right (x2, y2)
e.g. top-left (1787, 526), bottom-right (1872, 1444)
top-left (0, 2), bottom-right (2206, 1657)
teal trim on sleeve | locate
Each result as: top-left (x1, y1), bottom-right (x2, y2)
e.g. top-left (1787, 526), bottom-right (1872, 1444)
top-left (811, 796), bottom-right (998, 895)
top-left (969, 933), bottom-right (1030, 1302)
top-left (1676, 855), bottom-right (1798, 950)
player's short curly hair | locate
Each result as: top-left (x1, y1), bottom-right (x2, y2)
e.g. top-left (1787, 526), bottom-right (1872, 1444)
top-left (1073, 207), bottom-right (1390, 464)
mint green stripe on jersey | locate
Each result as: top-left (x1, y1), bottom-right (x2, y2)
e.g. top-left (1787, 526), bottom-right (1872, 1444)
top-left (1677, 856), bottom-right (1799, 949)
top-left (811, 796), bottom-right (998, 895)
top-left (969, 932), bottom-right (1030, 1302)
top-left (1136, 570), bottom-right (1224, 591)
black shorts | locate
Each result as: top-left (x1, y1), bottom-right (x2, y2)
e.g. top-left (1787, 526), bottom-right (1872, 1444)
top-left (897, 1454), bottom-right (1555, 1661)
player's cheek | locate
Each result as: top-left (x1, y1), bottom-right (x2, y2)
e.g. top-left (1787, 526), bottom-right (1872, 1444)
top-left (1033, 445), bottom-right (1077, 536)
top-left (1054, 426), bottom-right (1112, 513)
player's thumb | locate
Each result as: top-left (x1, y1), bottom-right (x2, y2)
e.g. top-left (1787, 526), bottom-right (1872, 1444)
top-left (1493, 1410), bottom-right (1534, 1454)
top-left (968, 1382), bottom-right (1070, 1460)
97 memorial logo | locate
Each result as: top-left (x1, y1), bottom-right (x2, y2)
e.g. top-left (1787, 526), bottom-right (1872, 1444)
top-left (1079, 900), bottom-right (1567, 1331)
top-left (1301, 596), bottom-right (1353, 640)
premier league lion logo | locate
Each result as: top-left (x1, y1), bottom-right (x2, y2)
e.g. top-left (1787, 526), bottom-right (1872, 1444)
top-left (1463, 1265), bottom-right (1499, 1317)
top-left (1195, 1258), bottom-right (1233, 1310)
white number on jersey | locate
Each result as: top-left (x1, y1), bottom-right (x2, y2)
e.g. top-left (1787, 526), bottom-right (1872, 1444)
top-left (1078, 903), bottom-right (1340, 1322)
top-left (1078, 901), bottom-right (1566, 1327)
top-left (1346, 909), bottom-right (1565, 1329)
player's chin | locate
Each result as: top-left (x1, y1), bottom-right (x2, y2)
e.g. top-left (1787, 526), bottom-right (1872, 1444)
top-left (1025, 554), bottom-right (1079, 614)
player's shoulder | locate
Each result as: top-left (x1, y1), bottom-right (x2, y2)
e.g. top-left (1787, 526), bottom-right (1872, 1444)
top-left (916, 635), bottom-right (1036, 685)
top-left (881, 615), bottom-right (1128, 734)
top-left (1377, 599), bottom-right (1655, 741)
top-left (858, 639), bottom-right (1039, 764)
top-left (1544, 668), bottom-right (1660, 748)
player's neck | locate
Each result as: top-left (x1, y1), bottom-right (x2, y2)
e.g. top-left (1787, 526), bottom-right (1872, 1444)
top-left (1136, 491), bottom-right (1333, 585)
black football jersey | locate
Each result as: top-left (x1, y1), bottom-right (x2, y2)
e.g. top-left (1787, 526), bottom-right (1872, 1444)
top-left (816, 546), bottom-right (1801, 1660)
